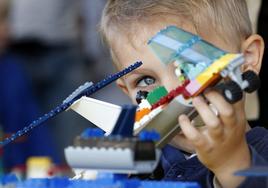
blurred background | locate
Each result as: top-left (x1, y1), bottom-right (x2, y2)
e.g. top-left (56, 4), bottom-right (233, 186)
top-left (0, 0), bottom-right (266, 178)
top-left (0, 0), bottom-right (130, 177)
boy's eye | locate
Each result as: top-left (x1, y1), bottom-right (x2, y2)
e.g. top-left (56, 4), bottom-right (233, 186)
top-left (136, 76), bottom-right (156, 87)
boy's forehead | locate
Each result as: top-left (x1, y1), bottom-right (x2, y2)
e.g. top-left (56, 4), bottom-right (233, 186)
top-left (111, 21), bottom-right (195, 63)
top-left (128, 21), bottom-right (197, 50)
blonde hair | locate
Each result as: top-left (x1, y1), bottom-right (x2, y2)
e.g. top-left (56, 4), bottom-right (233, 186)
top-left (100, 0), bottom-right (252, 51)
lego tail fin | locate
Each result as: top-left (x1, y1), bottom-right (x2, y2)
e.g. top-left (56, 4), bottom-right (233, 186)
top-left (70, 97), bottom-right (122, 134)
top-left (110, 105), bottom-right (137, 137)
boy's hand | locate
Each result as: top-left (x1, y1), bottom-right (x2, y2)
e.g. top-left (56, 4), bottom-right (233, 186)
top-left (179, 90), bottom-right (251, 188)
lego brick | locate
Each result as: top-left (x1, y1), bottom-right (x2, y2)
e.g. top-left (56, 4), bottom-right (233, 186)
top-left (185, 79), bottom-right (202, 96)
top-left (80, 128), bottom-right (104, 139)
top-left (70, 96), bottom-right (122, 134)
top-left (148, 26), bottom-right (225, 66)
top-left (151, 80), bottom-right (190, 109)
top-left (110, 105), bottom-right (137, 137)
top-left (134, 96), bottom-right (195, 148)
top-left (135, 108), bottom-right (151, 122)
top-left (146, 86), bottom-right (168, 105)
top-left (196, 54), bottom-right (238, 85)
top-left (0, 176), bottom-right (200, 188)
top-left (64, 146), bottom-right (161, 174)
top-left (138, 130), bottom-right (160, 141)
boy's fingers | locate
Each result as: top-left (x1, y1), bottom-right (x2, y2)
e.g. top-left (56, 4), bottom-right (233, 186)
top-left (179, 114), bottom-right (206, 148)
top-left (192, 96), bottom-right (223, 139)
top-left (204, 91), bottom-right (236, 129)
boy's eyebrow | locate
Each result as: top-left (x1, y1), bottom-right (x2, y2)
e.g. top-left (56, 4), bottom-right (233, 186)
top-left (123, 70), bottom-right (145, 79)
top-left (123, 68), bottom-right (154, 81)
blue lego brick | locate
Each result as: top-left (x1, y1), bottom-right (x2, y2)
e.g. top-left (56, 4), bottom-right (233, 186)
top-left (110, 105), bottom-right (137, 137)
top-left (97, 173), bottom-right (128, 181)
top-left (0, 174), bottom-right (18, 185)
top-left (1, 176), bottom-right (200, 188)
top-left (14, 178), bottom-right (70, 188)
top-left (141, 181), bottom-right (200, 188)
top-left (80, 128), bottom-right (105, 139)
top-left (138, 130), bottom-right (161, 141)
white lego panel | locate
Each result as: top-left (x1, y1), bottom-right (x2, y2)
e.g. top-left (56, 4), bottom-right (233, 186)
top-left (70, 96), bottom-right (122, 134)
top-left (65, 147), bottom-right (161, 174)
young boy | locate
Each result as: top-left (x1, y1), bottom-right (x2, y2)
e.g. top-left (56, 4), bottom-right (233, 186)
top-left (100, 0), bottom-right (268, 188)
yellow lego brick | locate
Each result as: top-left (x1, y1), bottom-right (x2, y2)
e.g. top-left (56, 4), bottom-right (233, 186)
top-left (196, 53), bottom-right (239, 85)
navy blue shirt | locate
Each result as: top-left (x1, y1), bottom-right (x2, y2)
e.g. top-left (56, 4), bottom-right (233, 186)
top-left (161, 127), bottom-right (268, 188)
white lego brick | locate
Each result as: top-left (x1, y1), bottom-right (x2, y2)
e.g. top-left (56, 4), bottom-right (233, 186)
top-left (138, 99), bottom-right (152, 110)
top-left (65, 147), bottom-right (161, 174)
top-left (70, 96), bottom-right (122, 134)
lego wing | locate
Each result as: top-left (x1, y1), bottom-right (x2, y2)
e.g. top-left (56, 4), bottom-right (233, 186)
top-left (69, 96), bottom-right (122, 134)
top-left (148, 26), bottom-right (227, 80)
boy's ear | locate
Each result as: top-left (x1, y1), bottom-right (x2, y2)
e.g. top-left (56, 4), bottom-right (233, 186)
top-left (241, 34), bottom-right (264, 74)
top-left (116, 78), bottom-right (130, 96)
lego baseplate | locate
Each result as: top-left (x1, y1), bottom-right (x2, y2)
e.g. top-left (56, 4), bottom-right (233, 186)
top-left (0, 175), bottom-right (200, 188)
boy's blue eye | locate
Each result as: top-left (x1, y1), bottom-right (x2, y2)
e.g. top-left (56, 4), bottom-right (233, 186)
top-left (136, 76), bottom-right (156, 87)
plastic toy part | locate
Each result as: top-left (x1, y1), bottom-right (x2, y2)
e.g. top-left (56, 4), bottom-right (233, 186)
top-left (148, 26), bottom-right (225, 67)
top-left (0, 174), bottom-right (18, 185)
top-left (110, 105), bottom-right (137, 137)
top-left (0, 176), bottom-right (200, 188)
top-left (65, 104), bottom-right (161, 174)
top-left (136, 91), bottom-right (149, 104)
top-left (151, 80), bottom-right (190, 110)
top-left (137, 99), bottom-right (152, 110)
top-left (65, 141), bottom-right (161, 174)
top-left (134, 106), bottom-right (163, 131)
top-left (184, 53), bottom-right (242, 97)
top-left (138, 130), bottom-right (161, 141)
top-left (221, 81), bottom-right (243, 104)
top-left (70, 96), bottom-right (123, 134)
top-left (148, 26), bottom-right (261, 104)
top-left (134, 96), bottom-right (196, 148)
top-left (242, 70), bottom-right (261, 93)
top-left (146, 86), bottom-right (168, 105)
top-left (135, 108), bottom-right (151, 122)
top-left (0, 61), bottom-right (142, 147)
top-left (63, 82), bottom-right (94, 104)
top-left (80, 128), bottom-right (105, 139)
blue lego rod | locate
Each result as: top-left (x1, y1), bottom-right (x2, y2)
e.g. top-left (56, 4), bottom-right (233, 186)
top-left (0, 61), bottom-right (143, 147)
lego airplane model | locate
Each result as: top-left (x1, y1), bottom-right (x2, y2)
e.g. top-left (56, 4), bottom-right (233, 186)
top-left (68, 26), bottom-right (260, 148)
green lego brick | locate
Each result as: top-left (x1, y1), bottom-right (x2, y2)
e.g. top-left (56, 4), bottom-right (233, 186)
top-left (146, 86), bottom-right (168, 105)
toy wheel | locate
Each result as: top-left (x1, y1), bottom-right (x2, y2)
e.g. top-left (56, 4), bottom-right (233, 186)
top-left (222, 81), bottom-right (243, 104)
top-left (242, 70), bottom-right (261, 93)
